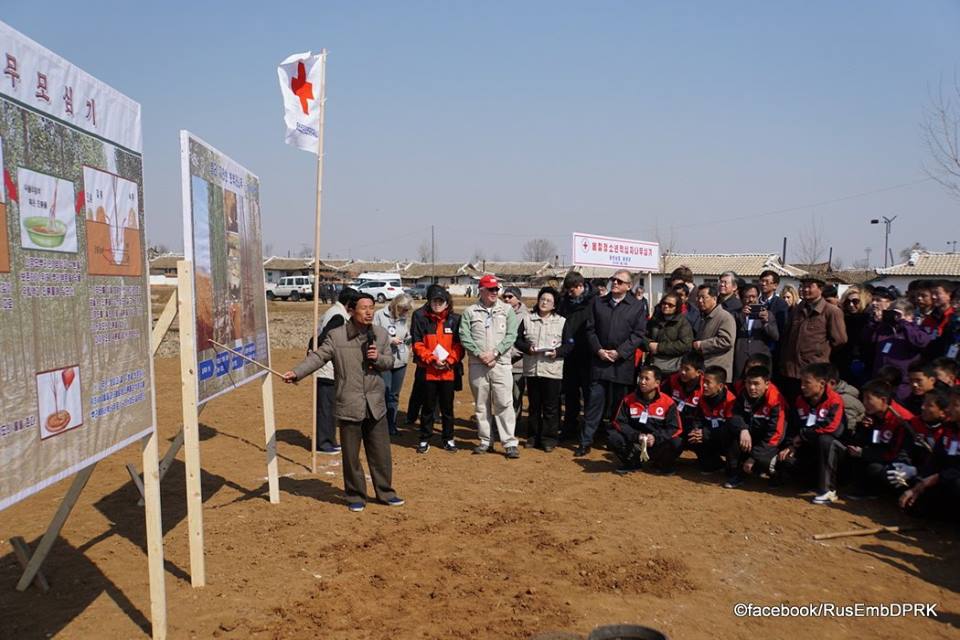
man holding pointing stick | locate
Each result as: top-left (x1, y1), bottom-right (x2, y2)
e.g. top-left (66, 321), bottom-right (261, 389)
top-left (282, 293), bottom-right (404, 512)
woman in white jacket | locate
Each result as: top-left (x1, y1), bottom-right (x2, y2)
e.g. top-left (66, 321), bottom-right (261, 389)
top-left (374, 294), bottom-right (413, 435)
top-left (514, 288), bottom-right (573, 451)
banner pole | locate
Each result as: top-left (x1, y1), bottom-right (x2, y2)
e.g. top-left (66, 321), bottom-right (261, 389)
top-left (310, 50), bottom-right (328, 475)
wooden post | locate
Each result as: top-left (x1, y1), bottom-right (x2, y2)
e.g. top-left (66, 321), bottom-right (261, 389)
top-left (262, 374), bottom-right (280, 504)
top-left (177, 260), bottom-right (205, 587)
top-left (141, 429), bottom-right (167, 640)
top-left (9, 537), bottom-right (49, 592)
top-left (15, 463), bottom-right (96, 591)
top-left (309, 50), bottom-right (328, 475)
top-left (150, 290), bottom-right (179, 356)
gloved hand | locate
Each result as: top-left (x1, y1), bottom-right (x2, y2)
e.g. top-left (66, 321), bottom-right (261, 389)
top-left (886, 462), bottom-right (918, 488)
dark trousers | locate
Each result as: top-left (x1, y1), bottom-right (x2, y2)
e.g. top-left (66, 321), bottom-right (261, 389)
top-left (845, 453), bottom-right (896, 496)
top-left (724, 421), bottom-right (779, 479)
top-left (406, 366), bottom-right (426, 423)
top-left (781, 432), bottom-right (842, 494)
top-left (582, 380), bottom-right (631, 447)
top-left (688, 423), bottom-right (726, 471)
top-left (607, 423), bottom-right (681, 471)
top-left (562, 360), bottom-right (591, 439)
top-left (512, 373), bottom-right (526, 421)
top-left (911, 477), bottom-right (960, 521)
top-left (526, 376), bottom-right (562, 447)
top-left (420, 380), bottom-right (455, 442)
top-left (315, 379), bottom-right (338, 449)
top-left (381, 365), bottom-right (407, 433)
top-left (338, 415), bottom-right (397, 504)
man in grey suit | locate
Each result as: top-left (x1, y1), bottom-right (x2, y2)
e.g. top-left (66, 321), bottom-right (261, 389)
top-left (283, 293), bottom-right (404, 513)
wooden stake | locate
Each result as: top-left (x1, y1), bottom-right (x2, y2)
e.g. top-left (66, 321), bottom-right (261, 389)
top-left (15, 463), bottom-right (96, 591)
top-left (141, 430), bottom-right (167, 640)
top-left (813, 525), bottom-right (919, 541)
top-left (309, 50), bottom-right (328, 475)
top-left (262, 374), bottom-right (280, 504)
top-left (9, 537), bottom-right (49, 592)
top-left (150, 289), bottom-right (178, 357)
top-left (177, 260), bottom-right (205, 587)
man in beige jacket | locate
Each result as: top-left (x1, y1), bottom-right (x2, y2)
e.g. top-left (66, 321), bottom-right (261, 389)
top-left (692, 283), bottom-right (736, 381)
top-left (283, 293), bottom-right (403, 512)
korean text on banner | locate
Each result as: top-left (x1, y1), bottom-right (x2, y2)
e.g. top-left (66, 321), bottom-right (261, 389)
top-left (0, 20), bottom-right (154, 511)
top-left (277, 51), bottom-right (325, 153)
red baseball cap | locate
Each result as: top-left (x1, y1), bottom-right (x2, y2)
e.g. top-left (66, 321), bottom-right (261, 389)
top-left (478, 274), bottom-right (500, 290)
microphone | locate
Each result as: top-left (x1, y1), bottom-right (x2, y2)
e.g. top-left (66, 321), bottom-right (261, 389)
top-left (364, 328), bottom-right (376, 369)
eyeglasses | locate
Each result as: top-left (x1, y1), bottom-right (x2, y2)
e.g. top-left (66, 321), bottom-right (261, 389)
top-left (611, 278), bottom-right (630, 286)
top-left (845, 298), bottom-right (860, 306)
top-left (484, 287), bottom-right (500, 292)
top-left (661, 302), bottom-right (676, 308)
top-left (502, 294), bottom-right (515, 300)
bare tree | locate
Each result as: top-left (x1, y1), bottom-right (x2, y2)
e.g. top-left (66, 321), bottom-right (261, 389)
top-left (417, 238), bottom-right (433, 263)
top-left (147, 243), bottom-right (169, 260)
top-left (899, 242), bottom-right (927, 261)
top-left (794, 216), bottom-right (827, 265)
top-left (296, 243), bottom-right (313, 258)
top-left (832, 256), bottom-right (845, 270)
top-left (522, 238), bottom-right (558, 262)
top-left (922, 76), bottom-right (960, 199)
top-left (652, 219), bottom-right (679, 272)
top-left (470, 248), bottom-right (486, 264)
top-left (852, 257), bottom-right (870, 270)
top-left (263, 242), bottom-right (274, 257)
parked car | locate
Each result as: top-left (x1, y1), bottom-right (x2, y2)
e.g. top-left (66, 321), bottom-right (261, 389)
top-left (265, 275), bottom-right (314, 301)
top-left (355, 278), bottom-right (403, 303)
top-left (406, 284), bottom-right (428, 300)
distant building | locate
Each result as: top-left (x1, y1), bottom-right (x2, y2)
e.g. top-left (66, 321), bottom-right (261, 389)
top-left (872, 251), bottom-right (960, 293)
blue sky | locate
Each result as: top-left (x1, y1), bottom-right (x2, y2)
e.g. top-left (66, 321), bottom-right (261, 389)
top-left (3, 1), bottom-right (958, 266)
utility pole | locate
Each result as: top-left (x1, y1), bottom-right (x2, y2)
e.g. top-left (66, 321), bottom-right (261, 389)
top-left (431, 224), bottom-right (436, 284)
top-left (870, 216), bottom-right (897, 267)
top-left (948, 240), bottom-right (958, 254)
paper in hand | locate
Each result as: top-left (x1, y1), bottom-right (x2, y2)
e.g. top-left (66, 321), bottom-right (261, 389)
top-left (432, 343), bottom-right (450, 363)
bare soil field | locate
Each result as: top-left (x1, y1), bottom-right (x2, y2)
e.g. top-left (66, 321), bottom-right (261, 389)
top-left (1, 300), bottom-right (958, 639)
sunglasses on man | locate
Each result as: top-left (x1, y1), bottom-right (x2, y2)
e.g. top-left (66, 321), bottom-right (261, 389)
top-left (610, 277), bottom-right (630, 286)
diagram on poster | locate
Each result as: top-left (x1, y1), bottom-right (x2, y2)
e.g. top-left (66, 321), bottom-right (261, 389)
top-left (181, 131), bottom-right (269, 405)
top-left (17, 167), bottom-right (77, 253)
top-left (83, 166), bottom-right (142, 276)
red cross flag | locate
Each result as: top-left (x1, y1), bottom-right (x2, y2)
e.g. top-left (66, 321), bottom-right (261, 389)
top-left (277, 50), bottom-right (326, 153)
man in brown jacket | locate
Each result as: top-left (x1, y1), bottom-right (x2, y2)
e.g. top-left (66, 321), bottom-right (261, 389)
top-left (778, 276), bottom-right (847, 402)
top-left (283, 293), bottom-right (403, 512)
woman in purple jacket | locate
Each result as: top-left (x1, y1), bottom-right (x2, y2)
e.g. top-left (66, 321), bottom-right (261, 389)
top-left (863, 298), bottom-right (935, 401)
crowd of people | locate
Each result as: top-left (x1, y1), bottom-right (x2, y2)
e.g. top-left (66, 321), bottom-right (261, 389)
top-left (284, 266), bottom-right (960, 519)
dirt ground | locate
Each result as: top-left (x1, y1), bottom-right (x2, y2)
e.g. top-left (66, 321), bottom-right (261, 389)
top-left (1, 300), bottom-right (958, 639)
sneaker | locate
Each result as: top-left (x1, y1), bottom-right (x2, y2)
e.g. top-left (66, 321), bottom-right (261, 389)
top-left (318, 444), bottom-right (341, 456)
top-left (523, 439), bottom-right (538, 448)
top-left (723, 476), bottom-right (744, 489)
top-left (416, 441), bottom-right (430, 454)
top-left (348, 502), bottom-right (365, 512)
top-left (442, 440), bottom-right (457, 452)
top-left (812, 490), bottom-right (838, 505)
top-left (473, 445), bottom-right (490, 455)
top-left (505, 446), bottom-right (520, 459)
top-left (614, 465), bottom-right (640, 476)
top-left (383, 497), bottom-right (405, 507)
top-left (573, 445), bottom-right (591, 457)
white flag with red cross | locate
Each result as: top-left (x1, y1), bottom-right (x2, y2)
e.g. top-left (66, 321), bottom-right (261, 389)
top-left (277, 50), bottom-right (325, 153)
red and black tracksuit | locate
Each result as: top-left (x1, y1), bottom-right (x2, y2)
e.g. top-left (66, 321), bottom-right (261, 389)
top-left (911, 422), bottom-right (960, 520)
top-left (609, 390), bottom-right (682, 472)
top-left (689, 386), bottom-right (736, 471)
top-left (783, 385), bottom-right (845, 495)
top-left (844, 405), bottom-right (914, 495)
top-left (661, 372), bottom-right (703, 438)
top-left (411, 306), bottom-right (463, 443)
top-left (725, 384), bottom-right (788, 480)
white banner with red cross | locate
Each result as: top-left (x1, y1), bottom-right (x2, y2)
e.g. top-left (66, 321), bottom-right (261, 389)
top-left (277, 50), bottom-right (325, 153)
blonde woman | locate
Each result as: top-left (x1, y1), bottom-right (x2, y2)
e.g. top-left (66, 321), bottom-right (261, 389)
top-left (834, 286), bottom-right (872, 385)
top-left (374, 294), bottom-right (413, 435)
top-left (781, 285), bottom-right (799, 308)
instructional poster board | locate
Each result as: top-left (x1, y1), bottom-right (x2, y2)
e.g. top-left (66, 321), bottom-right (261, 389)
top-left (0, 21), bottom-right (154, 510)
top-left (180, 131), bottom-right (269, 405)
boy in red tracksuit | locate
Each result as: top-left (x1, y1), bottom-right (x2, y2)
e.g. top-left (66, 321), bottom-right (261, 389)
top-left (778, 363), bottom-right (845, 504)
top-left (411, 285), bottom-right (464, 453)
top-left (900, 388), bottom-right (960, 520)
top-left (609, 365), bottom-right (683, 475)
top-left (687, 365), bottom-right (735, 472)
top-left (723, 365), bottom-right (787, 489)
top-left (842, 379), bottom-right (917, 499)
top-left (661, 352), bottom-right (704, 442)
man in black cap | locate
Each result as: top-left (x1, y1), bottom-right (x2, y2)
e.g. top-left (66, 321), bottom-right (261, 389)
top-left (778, 275), bottom-right (847, 403)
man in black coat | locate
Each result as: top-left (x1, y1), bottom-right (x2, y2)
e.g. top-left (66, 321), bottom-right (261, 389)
top-left (576, 269), bottom-right (647, 456)
top-left (558, 271), bottom-right (594, 441)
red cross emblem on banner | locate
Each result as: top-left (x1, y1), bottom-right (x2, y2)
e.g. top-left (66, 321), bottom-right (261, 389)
top-left (291, 61), bottom-right (314, 115)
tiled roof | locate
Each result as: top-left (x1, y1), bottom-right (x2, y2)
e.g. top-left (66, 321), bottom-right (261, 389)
top-left (400, 262), bottom-right (472, 278)
top-left (149, 254), bottom-right (183, 270)
top-left (339, 261), bottom-right (408, 274)
top-left (262, 256), bottom-right (312, 271)
top-left (876, 252), bottom-right (960, 277)
top-left (662, 253), bottom-right (808, 278)
top-left (472, 261), bottom-right (553, 277)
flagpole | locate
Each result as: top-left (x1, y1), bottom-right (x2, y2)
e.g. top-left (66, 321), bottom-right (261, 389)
top-left (310, 49), bottom-right (328, 475)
